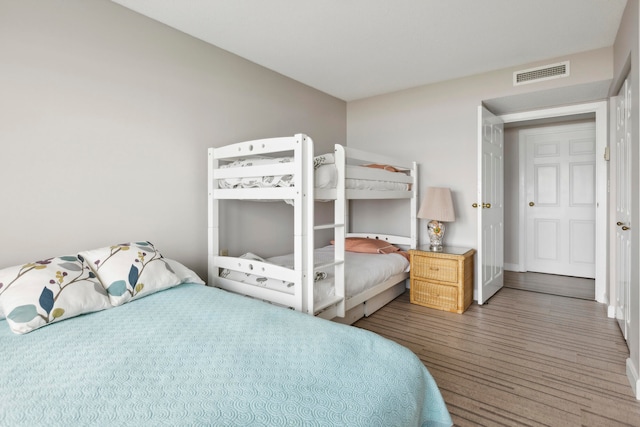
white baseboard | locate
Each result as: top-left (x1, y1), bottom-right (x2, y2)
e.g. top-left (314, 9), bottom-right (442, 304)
top-left (608, 305), bottom-right (616, 319)
top-left (627, 358), bottom-right (640, 400)
top-left (503, 263), bottom-right (522, 272)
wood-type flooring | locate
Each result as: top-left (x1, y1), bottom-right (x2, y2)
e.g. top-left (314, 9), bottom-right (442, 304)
top-left (504, 270), bottom-right (595, 300)
top-left (354, 286), bottom-right (640, 426)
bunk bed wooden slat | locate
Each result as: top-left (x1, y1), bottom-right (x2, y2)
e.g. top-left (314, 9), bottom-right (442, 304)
top-left (346, 189), bottom-right (414, 199)
top-left (213, 136), bottom-right (299, 159)
top-left (346, 232), bottom-right (414, 247)
top-left (214, 256), bottom-right (301, 283)
top-left (213, 187), bottom-right (298, 200)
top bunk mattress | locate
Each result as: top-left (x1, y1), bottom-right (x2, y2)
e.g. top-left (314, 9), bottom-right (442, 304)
top-left (216, 153), bottom-right (411, 192)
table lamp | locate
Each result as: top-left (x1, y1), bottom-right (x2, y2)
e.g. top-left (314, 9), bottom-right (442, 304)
top-left (417, 187), bottom-right (455, 250)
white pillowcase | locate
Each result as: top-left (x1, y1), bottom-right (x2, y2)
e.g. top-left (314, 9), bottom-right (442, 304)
top-left (80, 241), bottom-right (182, 306)
top-left (0, 255), bottom-right (111, 334)
top-left (164, 258), bottom-right (205, 285)
top-left (0, 242), bottom-right (204, 333)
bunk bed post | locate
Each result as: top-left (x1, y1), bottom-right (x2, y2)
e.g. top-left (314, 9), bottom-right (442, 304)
top-left (334, 145), bottom-right (346, 317)
top-left (411, 161), bottom-right (418, 249)
top-left (208, 148), bottom-right (219, 285)
top-left (303, 134), bottom-right (315, 315)
top-left (293, 134), bottom-right (315, 314)
top-left (292, 135), bottom-right (303, 312)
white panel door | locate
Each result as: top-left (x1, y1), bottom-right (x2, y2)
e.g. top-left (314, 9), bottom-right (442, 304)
top-left (615, 77), bottom-right (632, 339)
top-left (523, 123), bottom-right (596, 278)
top-left (477, 106), bottom-right (504, 305)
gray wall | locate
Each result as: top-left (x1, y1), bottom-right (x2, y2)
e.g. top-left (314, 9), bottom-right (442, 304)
top-left (348, 47), bottom-right (612, 248)
top-left (347, 47), bottom-right (613, 298)
top-left (0, 0), bottom-right (346, 278)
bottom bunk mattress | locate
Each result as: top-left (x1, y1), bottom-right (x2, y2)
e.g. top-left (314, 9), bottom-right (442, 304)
top-left (0, 283), bottom-right (451, 426)
top-left (220, 245), bottom-right (410, 303)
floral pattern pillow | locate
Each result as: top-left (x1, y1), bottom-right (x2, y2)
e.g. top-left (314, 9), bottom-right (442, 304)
top-left (0, 255), bottom-right (112, 334)
top-left (80, 241), bottom-right (181, 306)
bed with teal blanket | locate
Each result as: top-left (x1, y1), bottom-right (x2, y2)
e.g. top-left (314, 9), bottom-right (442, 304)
top-left (0, 244), bottom-right (451, 426)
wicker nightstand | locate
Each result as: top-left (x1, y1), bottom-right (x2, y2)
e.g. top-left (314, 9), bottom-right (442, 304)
top-left (409, 246), bottom-right (475, 314)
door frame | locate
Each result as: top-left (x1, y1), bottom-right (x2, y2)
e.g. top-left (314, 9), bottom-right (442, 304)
top-left (500, 101), bottom-right (608, 303)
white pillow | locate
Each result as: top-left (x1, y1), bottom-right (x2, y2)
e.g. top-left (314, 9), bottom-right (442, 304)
top-left (164, 258), bottom-right (205, 285)
top-left (80, 241), bottom-right (181, 306)
top-left (0, 255), bottom-right (112, 334)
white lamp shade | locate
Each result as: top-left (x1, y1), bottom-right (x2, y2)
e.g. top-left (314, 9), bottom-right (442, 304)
top-left (417, 187), bottom-right (455, 222)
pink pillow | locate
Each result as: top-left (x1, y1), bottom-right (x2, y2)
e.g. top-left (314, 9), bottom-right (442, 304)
top-left (332, 238), bottom-right (400, 254)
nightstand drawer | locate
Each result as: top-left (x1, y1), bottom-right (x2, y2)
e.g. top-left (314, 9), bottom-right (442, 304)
top-left (412, 256), bottom-right (458, 283)
top-left (410, 279), bottom-right (458, 311)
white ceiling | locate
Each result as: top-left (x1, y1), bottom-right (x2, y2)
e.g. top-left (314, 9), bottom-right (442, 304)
top-left (111, 0), bottom-right (627, 102)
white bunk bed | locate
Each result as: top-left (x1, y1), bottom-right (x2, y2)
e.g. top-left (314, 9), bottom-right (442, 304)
top-left (208, 134), bottom-right (417, 323)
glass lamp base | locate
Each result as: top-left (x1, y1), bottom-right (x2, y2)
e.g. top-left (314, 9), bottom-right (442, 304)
top-left (427, 220), bottom-right (446, 250)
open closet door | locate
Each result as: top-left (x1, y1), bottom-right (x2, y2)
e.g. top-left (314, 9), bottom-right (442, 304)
top-left (476, 105), bottom-right (504, 304)
top-left (614, 76), bottom-right (632, 340)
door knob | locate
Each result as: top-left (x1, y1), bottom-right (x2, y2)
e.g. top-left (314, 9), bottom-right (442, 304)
top-left (529, 202), bottom-right (535, 207)
top-left (482, 203), bottom-right (491, 209)
top-left (622, 226), bottom-right (630, 231)
top-left (617, 221), bottom-right (624, 226)
top-left (472, 203), bottom-right (478, 208)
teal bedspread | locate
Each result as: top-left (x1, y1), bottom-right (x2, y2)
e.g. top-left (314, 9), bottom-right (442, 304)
top-left (0, 283), bottom-right (452, 426)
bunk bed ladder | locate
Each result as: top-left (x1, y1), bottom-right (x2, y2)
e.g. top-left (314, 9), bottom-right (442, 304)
top-left (313, 223), bottom-right (346, 316)
top-left (313, 144), bottom-right (346, 317)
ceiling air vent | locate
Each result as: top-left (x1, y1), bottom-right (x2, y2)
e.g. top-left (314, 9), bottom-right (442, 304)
top-left (513, 61), bottom-right (570, 86)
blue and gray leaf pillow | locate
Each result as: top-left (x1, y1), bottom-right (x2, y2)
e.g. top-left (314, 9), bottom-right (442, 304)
top-left (79, 241), bottom-right (181, 307)
top-left (0, 255), bottom-right (111, 334)
top-left (0, 241), bottom-right (182, 334)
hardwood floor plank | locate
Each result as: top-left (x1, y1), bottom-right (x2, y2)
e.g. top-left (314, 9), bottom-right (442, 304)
top-left (354, 287), bottom-right (640, 426)
top-left (504, 271), bottom-right (595, 300)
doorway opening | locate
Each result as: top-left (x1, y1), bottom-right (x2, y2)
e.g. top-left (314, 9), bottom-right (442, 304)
top-left (497, 101), bottom-right (608, 304)
top-left (503, 117), bottom-right (597, 300)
